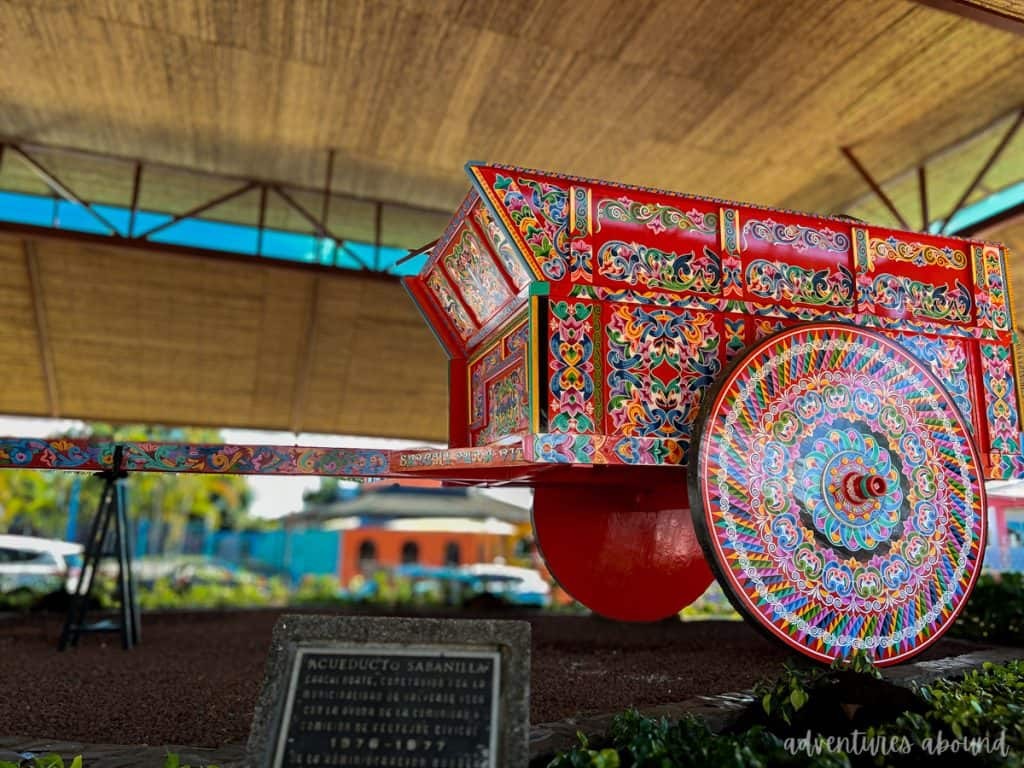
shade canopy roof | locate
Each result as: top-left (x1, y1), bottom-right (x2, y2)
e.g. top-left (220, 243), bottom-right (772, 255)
top-left (0, 0), bottom-right (1022, 440)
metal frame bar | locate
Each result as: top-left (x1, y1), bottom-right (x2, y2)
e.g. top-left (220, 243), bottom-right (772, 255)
top-left (0, 139), bottom-right (439, 270)
top-left (958, 198), bottom-right (1024, 238)
top-left (271, 184), bottom-right (372, 270)
top-left (941, 107), bottom-right (1024, 233)
top-left (24, 240), bottom-right (60, 417)
top-left (3, 136), bottom-right (450, 217)
top-left (918, 166), bottom-right (929, 231)
top-left (128, 161), bottom-right (142, 238)
top-left (840, 146), bottom-right (912, 230)
top-left (321, 148), bottom-right (338, 267)
top-left (911, 0), bottom-right (1024, 36)
top-left (256, 184), bottom-right (268, 255)
top-left (841, 106), bottom-right (1024, 214)
top-left (132, 180), bottom-right (258, 240)
top-left (321, 149), bottom-right (335, 226)
top-left (374, 203), bottom-right (383, 270)
top-left (0, 219), bottom-right (402, 285)
top-left (9, 145), bottom-right (124, 236)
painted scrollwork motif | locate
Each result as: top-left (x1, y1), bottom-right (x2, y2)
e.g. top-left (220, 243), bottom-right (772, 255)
top-left (868, 276), bottom-right (972, 323)
top-left (869, 237), bottom-right (966, 271)
top-left (745, 260), bottom-right (854, 307)
top-left (742, 218), bottom-right (850, 253)
top-left (598, 241), bottom-right (721, 293)
top-left (493, 174), bottom-right (569, 280)
top-left (598, 198), bottom-right (717, 236)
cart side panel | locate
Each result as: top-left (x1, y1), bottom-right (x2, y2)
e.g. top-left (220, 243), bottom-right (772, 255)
top-left (547, 298), bottom-right (602, 435)
top-left (469, 164), bottom-right (572, 283)
top-left (980, 341), bottom-right (1021, 455)
top-left (972, 243), bottom-right (1012, 333)
top-left (886, 332), bottom-right (980, 439)
top-left (852, 227), bottom-right (975, 330)
top-left (467, 314), bottom-right (532, 447)
top-left (601, 302), bottom-right (723, 450)
top-left (734, 208), bottom-right (856, 314)
top-left (543, 290), bottom-right (727, 451)
top-left (588, 190), bottom-right (721, 299)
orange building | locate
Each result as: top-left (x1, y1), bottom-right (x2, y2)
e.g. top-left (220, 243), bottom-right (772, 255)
top-left (316, 479), bottom-right (531, 585)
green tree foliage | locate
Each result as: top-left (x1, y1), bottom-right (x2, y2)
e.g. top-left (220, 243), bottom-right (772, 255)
top-left (0, 423), bottom-right (252, 545)
top-left (303, 476), bottom-right (341, 506)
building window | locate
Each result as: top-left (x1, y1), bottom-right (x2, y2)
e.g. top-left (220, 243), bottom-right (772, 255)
top-left (444, 541), bottom-right (461, 566)
top-left (401, 540), bottom-right (419, 564)
top-left (358, 539), bottom-right (377, 571)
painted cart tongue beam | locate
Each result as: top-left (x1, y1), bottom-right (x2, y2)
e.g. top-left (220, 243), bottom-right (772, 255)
top-left (0, 437), bottom-right (394, 477)
top-left (0, 433), bottom-right (689, 480)
top-left (0, 436), bottom-right (538, 479)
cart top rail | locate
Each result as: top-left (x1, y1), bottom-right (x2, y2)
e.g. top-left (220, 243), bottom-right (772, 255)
top-left (406, 162), bottom-right (1014, 360)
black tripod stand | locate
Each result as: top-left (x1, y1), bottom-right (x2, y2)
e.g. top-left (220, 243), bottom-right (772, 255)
top-left (58, 445), bottom-right (140, 651)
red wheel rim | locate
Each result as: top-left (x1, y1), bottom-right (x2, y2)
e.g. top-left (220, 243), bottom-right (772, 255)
top-left (689, 323), bottom-right (986, 666)
top-left (533, 481), bottom-right (713, 621)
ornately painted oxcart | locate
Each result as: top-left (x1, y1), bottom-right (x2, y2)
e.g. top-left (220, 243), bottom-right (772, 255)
top-left (5, 163), bottom-right (1020, 665)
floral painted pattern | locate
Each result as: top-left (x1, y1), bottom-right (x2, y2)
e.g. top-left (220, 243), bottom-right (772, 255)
top-left (796, 428), bottom-right (904, 552)
top-left (548, 301), bottom-right (598, 433)
top-left (426, 268), bottom-right (475, 339)
top-left (606, 306), bottom-right (720, 448)
top-left (598, 241), bottom-right (721, 294)
top-left (443, 228), bottom-right (512, 323)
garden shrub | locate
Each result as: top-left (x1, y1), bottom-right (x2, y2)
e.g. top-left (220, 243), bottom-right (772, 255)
top-left (549, 658), bottom-right (1024, 767)
top-left (950, 572), bottom-right (1024, 646)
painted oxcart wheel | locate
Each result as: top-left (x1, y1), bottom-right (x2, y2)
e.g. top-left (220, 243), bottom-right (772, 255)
top-left (533, 482), bottom-right (713, 621)
top-left (688, 323), bottom-right (986, 666)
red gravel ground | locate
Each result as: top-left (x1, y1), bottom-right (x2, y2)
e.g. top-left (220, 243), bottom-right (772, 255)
top-left (0, 608), bottom-right (986, 747)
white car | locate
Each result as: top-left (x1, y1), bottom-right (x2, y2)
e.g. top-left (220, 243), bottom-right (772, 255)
top-left (0, 535), bottom-right (84, 598)
top-left (459, 563), bottom-right (552, 607)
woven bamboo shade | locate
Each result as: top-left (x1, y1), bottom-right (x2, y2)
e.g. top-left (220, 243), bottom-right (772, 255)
top-left (0, 232), bottom-right (447, 440)
top-left (0, 0), bottom-right (1021, 221)
top-left (0, 0), bottom-right (1022, 439)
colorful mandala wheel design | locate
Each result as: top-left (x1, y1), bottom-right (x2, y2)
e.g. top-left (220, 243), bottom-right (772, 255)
top-left (688, 323), bottom-right (985, 665)
top-left (533, 482), bottom-right (713, 621)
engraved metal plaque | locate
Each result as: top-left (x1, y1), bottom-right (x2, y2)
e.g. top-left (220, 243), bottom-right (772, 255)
top-left (272, 644), bottom-right (501, 768)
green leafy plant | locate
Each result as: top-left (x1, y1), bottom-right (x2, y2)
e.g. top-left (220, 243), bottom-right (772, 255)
top-left (865, 659), bottom-right (1024, 766)
top-left (0, 754), bottom-right (220, 768)
top-left (0, 756), bottom-right (82, 768)
top-left (548, 709), bottom-right (850, 767)
top-left (292, 574), bottom-right (348, 605)
top-left (951, 572), bottom-right (1024, 646)
top-left (754, 661), bottom-right (824, 726)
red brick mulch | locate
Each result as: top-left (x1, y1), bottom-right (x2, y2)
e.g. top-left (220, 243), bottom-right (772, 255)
top-left (0, 608), bottom-right (986, 746)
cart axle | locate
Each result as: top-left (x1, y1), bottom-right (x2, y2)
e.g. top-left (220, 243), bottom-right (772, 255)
top-left (841, 472), bottom-right (888, 504)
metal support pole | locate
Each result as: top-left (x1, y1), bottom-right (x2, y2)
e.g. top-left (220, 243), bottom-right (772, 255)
top-left (374, 203), bottom-right (383, 271)
top-left (257, 185), bottom-right (268, 256)
top-left (9, 145), bottom-right (124, 236)
top-left (918, 166), bottom-right (929, 232)
top-left (941, 108), bottom-right (1024, 233)
top-left (128, 162), bottom-right (143, 238)
top-left (57, 445), bottom-right (138, 651)
top-left (133, 181), bottom-right (258, 240)
top-left (840, 146), bottom-right (911, 230)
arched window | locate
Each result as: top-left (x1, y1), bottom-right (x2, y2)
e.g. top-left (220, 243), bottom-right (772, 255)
top-left (444, 541), bottom-right (461, 566)
top-left (401, 540), bottom-right (420, 564)
top-left (358, 539), bottom-right (377, 571)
